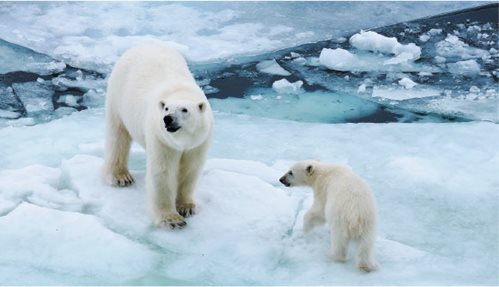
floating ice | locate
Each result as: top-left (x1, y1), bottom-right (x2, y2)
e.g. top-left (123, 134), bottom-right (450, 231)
top-left (272, 79), bottom-right (303, 94)
top-left (349, 30), bottom-right (421, 61)
top-left (0, 2), bottom-right (482, 71)
top-left (398, 77), bottom-right (417, 89)
top-left (319, 48), bottom-right (358, 72)
top-left (12, 82), bottom-right (54, 114)
top-left (256, 59), bottom-right (291, 76)
top-left (436, 34), bottom-right (489, 60)
top-left (372, 86), bottom-right (440, 101)
top-left (447, 60), bottom-right (481, 77)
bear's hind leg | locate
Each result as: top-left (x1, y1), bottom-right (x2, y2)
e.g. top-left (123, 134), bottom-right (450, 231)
top-left (356, 233), bottom-right (378, 272)
top-left (103, 115), bottom-right (134, 187)
top-left (330, 224), bottom-right (349, 263)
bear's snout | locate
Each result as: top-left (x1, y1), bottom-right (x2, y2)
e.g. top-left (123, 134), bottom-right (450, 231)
top-left (164, 115), bottom-right (173, 125)
top-left (163, 115), bottom-right (181, 132)
top-left (279, 176), bottom-right (290, 187)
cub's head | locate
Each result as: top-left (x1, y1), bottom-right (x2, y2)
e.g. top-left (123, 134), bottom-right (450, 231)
top-left (157, 99), bottom-right (211, 150)
top-left (279, 160), bottom-right (319, 187)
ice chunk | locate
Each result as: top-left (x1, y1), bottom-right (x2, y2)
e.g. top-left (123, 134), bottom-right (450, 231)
top-left (357, 83), bottom-right (367, 93)
top-left (436, 34), bottom-right (489, 60)
top-left (447, 60), bottom-right (481, 77)
top-left (418, 34), bottom-right (430, 42)
top-left (398, 77), bottom-right (417, 89)
top-left (256, 59), bottom-right (291, 76)
top-left (349, 30), bottom-right (421, 61)
top-left (319, 48), bottom-right (436, 72)
top-left (0, 110), bottom-right (21, 119)
top-left (319, 48), bottom-right (358, 71)
top-left (12, 82), bottom-right (54, 114)
top-left (57, 95), bottom-right (80, 107)
top-left (272, 79), bottom-right (303, 94)
top-left (372, 86), bottom-right (440, 101)
top-left (0, 203), bottom-right (159, 283)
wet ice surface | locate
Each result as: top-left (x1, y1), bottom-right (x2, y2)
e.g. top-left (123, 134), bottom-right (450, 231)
top-left (0, 2), bottom-right (498, 285)
top-left (0, 109), bottom-right (497, 285)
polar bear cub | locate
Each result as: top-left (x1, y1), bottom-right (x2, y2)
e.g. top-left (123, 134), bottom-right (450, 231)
top-left (280, 160), bottom-right (378, 272)
top-left (103, 44), bottom-right (213, 229)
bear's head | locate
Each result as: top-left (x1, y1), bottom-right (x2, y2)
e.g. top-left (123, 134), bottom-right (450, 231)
top-left (279, 160), bottom-right (319, 187)
top-left (157, 99), bottom-right (211, 150)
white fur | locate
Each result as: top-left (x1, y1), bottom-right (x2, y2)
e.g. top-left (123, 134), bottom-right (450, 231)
top-left (103, 44), bottom-right (213, 228)
top-left (280, 160), bottom-right (379, 272)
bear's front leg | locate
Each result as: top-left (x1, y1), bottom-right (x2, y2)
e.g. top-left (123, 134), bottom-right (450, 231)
top-left (176, 143), bottom-right (208, 217)
top-left (303, 199), bottom-right (326, 233)
top-left (146, 149), bottom-right (186, 229)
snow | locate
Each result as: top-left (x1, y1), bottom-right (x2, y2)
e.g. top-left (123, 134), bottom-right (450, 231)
top-left (256, 59), bottom-right (291, 76)
top-left (0, 109), bottom-right (497, 284)
top-left (0, 1), bottom-right (497, 285)
top-left (0, 203), bottom-right (160, 284)
top-left (272, 79), bottom-right (303, 94)
top-left (349, 30), bottom-right (421, 61)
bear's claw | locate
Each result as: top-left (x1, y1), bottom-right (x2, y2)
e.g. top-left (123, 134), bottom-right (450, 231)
top-left (158, 213), bottom-right (187, 230)
top-left (110, 171), bottom-right (135, 187)
top-left (176, 203), bottom-right (196, 218)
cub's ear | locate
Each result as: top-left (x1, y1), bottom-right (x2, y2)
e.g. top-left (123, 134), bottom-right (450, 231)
top-left (198, 102), bottom-right (206, 112)
top-left (159, 101), bottom-right (165, 110)
top-left (306, 165), bottom-right (314, 175)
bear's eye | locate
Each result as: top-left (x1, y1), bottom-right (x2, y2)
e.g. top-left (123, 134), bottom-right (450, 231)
top-left (182, 108), bottom-right (188, 113)
top-left (288, 171), bottom-right (293, 176)
top-left (165, 107), bottom-right (168, 111)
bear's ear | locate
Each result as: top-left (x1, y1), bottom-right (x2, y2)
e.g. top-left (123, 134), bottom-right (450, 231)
top-left (198, 102), bottom-right (205, 112)
top-left (306, 165), bottom-right (314, 176)
top-left (159, 101), bottom-right (165, 110)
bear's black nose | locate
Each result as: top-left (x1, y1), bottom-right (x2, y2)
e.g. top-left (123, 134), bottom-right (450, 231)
top-left (164, 115), bottom-right (173, 126)
top-left (279, 176), bottom-right (289, 187)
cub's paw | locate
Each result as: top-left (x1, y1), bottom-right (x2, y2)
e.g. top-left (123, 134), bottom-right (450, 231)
top-left (108, 171), bottom-right (134, 187)
top-left (176, 203), bottom-right (196, 218)
top-left (357, 260), bottom-right (379, 272)
top-left (157, 213), bottom-right (187, 230)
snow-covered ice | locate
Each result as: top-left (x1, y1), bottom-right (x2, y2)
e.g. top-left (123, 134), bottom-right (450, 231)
top-left (0, 2), bottom-right (484, 72)
top-left (0, 109), bottom-right (497, 285)
top-left (0, 1), bottom-right (497, 285)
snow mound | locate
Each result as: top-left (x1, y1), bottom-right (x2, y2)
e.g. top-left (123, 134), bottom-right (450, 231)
top-left (0, 203), bottom-right (159, 284)
top-left (349, 30), bottom-right (421, 61)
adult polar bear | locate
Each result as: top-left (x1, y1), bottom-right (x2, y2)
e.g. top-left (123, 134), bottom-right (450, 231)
top-left (103, 44), bottom-right (213, 229)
